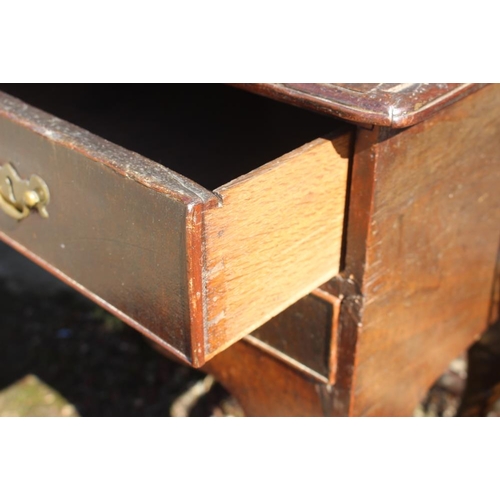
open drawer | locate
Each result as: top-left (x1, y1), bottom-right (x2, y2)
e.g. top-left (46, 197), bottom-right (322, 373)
top-left (0, 85), bottom-right (351, 367)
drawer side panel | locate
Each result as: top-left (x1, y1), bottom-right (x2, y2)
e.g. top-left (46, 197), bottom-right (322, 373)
top-left (204, 133), bottom-right (351, 358)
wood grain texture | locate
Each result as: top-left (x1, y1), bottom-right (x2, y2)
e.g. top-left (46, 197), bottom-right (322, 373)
top-left (203, 336), bottom-right (327, 416)
top-left (0, 90), bottom-right (351, 367)
top-left (203, 133), bottom-right (351, 359)
top-left (204, 85), bottom-right (500, 416)
top-left (248, 290), bottom-right (337, 381)
top-left (234, 83), bottom-right (486, 128)
top-left (347, 85), bottom-right (500, 416)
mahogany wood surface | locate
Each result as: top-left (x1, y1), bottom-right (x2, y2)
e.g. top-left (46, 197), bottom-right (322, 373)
top-left (0, 92), bottom-right (214, 365)
top-left (234, 83), bottom-right (487, 128)
top-left (346, 85), bottom-right (500, 416)
top-left (204, 337), bottom-right (326, 417)
top-left (248, 290), bottom-right (337, 382)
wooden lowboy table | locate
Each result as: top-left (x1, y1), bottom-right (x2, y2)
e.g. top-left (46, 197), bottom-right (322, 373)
top-left (0, 84), bottom-right (498, 416)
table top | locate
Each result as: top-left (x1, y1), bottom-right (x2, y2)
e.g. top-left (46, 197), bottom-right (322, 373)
top-left (235, 83), bottom-right (487, 128)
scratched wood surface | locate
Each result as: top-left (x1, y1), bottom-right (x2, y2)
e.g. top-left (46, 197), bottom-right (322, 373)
top-left (0, 92), bottom-right (215, 364)
top-left (203, 133), bottom-right (351, 359)
top-left (235, 83), bottom-right (486, 128)
top-left (344, 84), bottom-right (500, 416)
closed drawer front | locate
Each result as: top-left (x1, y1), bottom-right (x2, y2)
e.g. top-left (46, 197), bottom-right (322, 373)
top-left (0, 86), bottom-right (351, 366)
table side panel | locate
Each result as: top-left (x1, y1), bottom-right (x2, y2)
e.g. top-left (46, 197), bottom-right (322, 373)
top-left (350, 85), bottom-right (500, 416)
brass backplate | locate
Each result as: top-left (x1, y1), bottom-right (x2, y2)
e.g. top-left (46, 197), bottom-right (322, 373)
top-left (0, 162), bottom-right (50, 220)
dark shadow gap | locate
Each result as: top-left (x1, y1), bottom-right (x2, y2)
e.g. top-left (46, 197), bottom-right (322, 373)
top-left (0, 84), bottom-right (349, 190)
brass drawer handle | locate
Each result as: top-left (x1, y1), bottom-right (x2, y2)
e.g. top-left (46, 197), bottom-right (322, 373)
top-left (0, 163), bottom-right (50, 220)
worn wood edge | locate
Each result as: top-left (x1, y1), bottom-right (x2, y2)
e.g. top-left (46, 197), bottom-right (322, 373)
top-left (232, 83), bottom-right (380, 125)
top-left (0, 231), bottom-right (193, 366)
top-left (243, 335), bottom-right (329, 384)
top-left (328, 296), bottom-right (341, 386)
top-left (390, 83), bottom-right (488, 127)
top-left (310, 289), bottom-right (342, 386)
top-left (308, 288), bottom-right (341, 385)
top-left (214, 131), bottom-right (349, 194)
top-left (282, 83), bottom-right (487, 128)
top-left (185, 202), bottom-right (206, 367)
top-left (0, 92), bottom-right (216, 205)
top-left (334, 126), bottom-right (380, 414)
top-left (344, 126), bottom-right (382, 285)
top-left (203, 133), bottom-right (351, 361)
top-left (232, 83), bottom-right (487, 128)
top-left (329, 127), bottom-right (381, 415)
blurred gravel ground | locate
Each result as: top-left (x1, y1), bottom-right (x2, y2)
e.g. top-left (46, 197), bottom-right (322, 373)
top-left (0, 243), bottom-right (242, 417)
top-left (0, 241), bottom-right (486, 417)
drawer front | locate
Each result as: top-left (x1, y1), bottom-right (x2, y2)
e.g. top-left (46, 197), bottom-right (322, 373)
top-left (0, 93), bottom-right (215, 364)
top-left (0, 91), bottom-right (350, 367)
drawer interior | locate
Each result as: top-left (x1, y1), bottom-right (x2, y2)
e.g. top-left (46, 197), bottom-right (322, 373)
top-left (0, 84), bottom-right (344, 190)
